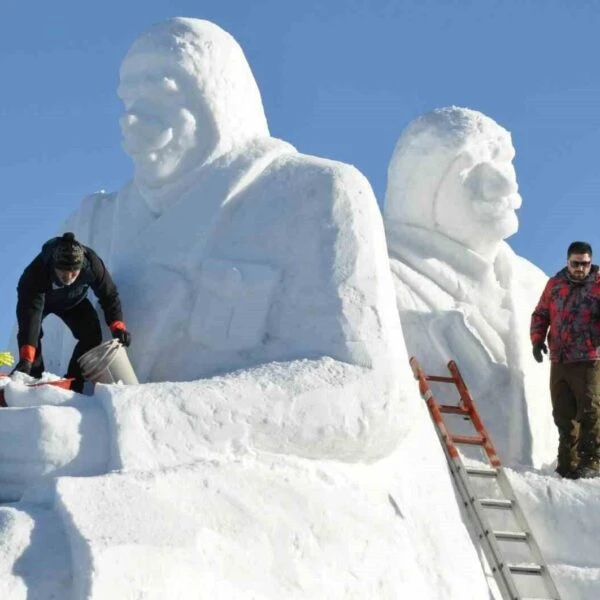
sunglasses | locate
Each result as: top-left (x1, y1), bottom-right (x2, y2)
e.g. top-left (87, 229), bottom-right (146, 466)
top-left (569, 260), bottom-right (591, 268)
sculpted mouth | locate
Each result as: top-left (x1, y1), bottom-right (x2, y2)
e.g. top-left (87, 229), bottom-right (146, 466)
top-left (472, 193), bottom-right (521, 220)
top-left (122, 127), bottom-right (174, 158)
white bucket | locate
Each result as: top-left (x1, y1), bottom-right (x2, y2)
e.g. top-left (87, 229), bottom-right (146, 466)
top-left (77, 339), bottom-right (139, 385)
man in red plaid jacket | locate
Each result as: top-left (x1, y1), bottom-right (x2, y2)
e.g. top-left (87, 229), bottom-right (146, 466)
top-left (530, 241), bottom-right (600, 479)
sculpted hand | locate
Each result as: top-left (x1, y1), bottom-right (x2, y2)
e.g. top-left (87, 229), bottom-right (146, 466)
top-left (532, 341), bottom-right (548, 363)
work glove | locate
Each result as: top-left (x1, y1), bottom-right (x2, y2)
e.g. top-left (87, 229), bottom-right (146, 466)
top-left (10, 359), bottom-right (32, 376)
top-left (532, 341), bottom-right (548, 363)
top-left (112, 328), bottom-right (132, 348)
top-left (0, 351), bottom-right (14, 367)
top-left (109, 321), bottom-right (132, 347)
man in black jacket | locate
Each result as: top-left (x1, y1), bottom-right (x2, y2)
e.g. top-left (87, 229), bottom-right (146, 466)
top-left (11, 232), bottom-right (132, 391)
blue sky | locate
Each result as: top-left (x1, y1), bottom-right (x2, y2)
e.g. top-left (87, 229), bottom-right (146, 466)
top-left (1, 0), bottom-right (600, 347)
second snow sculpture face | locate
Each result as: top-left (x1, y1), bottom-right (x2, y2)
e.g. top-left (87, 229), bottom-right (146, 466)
top-left (384, 107), bottom-right (522, 260)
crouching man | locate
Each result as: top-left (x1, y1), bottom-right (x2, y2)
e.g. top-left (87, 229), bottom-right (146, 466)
top-left (11, 232), bottom-right (132, 392)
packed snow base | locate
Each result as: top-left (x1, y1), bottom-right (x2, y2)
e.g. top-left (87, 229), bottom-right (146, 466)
top-left (0, 16), bottom-right (598, 600)
top-left (0, 377), bottom-right (599, 599)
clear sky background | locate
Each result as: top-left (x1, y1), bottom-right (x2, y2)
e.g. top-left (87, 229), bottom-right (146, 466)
top-left (1, 0), bottom-right (600, 347)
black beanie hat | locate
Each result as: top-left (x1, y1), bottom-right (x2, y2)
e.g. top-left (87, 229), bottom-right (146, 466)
top-left (53, 232), bottom-right (84, 270)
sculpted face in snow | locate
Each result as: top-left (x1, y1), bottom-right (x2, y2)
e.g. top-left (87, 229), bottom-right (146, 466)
top-left (385, 107), bottom-right (522, 260)
top-left (117, 18), bottom-right (268, 201)
top-left (384, 107), bottom-right (555, 469)
top-left (118, 68), bottom-right (200, 187)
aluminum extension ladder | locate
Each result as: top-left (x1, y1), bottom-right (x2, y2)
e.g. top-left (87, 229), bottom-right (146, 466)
top-left (409, 357), bottom-right (561, 600)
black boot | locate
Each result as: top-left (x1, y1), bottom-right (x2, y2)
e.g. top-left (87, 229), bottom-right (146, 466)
top-left (555, 431), bottom-right (580, 479)
top-left (574, 419), bottom-right (600, 479)
top-left (574, 456), bottom-right (600, 479)
top-left (555, 464), bottom-right (580, 479)
top-left (70, 378), bottom-right (85, 394)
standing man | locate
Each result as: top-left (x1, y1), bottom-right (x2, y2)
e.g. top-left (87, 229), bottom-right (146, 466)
top-left (531, 241), bottom-right (600, 479)
top-left (11, 232), bottom-right (131, 391)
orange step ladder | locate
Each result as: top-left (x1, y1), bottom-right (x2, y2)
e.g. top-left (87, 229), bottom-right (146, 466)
top-left (410, 357), bottom-right (561, 600)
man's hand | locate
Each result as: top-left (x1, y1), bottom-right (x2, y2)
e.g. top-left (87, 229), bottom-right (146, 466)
top-left (109, 321), bottom-right (132, 347)
top-left (11, 359), bottom-right (32, 376)
top-left (112, 328), bottom-right (132, 347)
top-left (532, 341), bottom-right (548, 363)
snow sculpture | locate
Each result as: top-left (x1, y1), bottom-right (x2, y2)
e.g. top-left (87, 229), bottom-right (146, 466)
top-left (7, 17), bottom-right (413, 482)
top-left (384, 106), bottom-right (556, 467)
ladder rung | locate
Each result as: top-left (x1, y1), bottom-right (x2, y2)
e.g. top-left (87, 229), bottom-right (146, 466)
top-left (426, 375), bottom-right (454, 383)
top-left (494, 530), bottom-right (528, 541)
top-left (507, 563), bottom-right (543, 575)
top-left (451, 434), bottom-right (485, 445)
top-left (465, 466), bottom-right (497, 477)
top-left (439, 404), bottom-right (469, 416)
top-left (479, 498), bottom-right (512, 509)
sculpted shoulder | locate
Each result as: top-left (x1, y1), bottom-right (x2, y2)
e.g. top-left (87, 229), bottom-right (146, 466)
top-left (80, 190), bottom-right (117, 209)
top-left (266, 151), bottom-right (382, 225)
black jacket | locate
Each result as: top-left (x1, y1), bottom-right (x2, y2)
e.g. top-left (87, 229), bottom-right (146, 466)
top-left (16, 238), bottom-right (124, 347)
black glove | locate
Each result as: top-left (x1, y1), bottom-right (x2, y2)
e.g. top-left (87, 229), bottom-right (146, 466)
top-left (11, 359), bottom-right (32, 376)
top-left (112, 328), bottom-right (132, 348)
top-left (532, 341), bottom-right (548, 363)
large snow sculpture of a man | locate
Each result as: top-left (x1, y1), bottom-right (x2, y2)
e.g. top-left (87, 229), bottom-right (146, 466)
top-left (384, 106), bottom-right (555, 467)
top-left (29, 17), bottom-right (411, 467)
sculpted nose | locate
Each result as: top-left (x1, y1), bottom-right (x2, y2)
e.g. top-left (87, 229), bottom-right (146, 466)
top-left (465, 162), bottom-right (517, 200)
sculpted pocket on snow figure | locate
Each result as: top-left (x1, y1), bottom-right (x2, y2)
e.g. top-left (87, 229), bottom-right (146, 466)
top-left (189, 258), bottom-right (280, 350)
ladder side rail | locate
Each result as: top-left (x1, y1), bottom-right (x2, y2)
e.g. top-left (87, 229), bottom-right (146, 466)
top-left (447, 360), bottom-right (502, 468)
top-left (410, 357), bottom-right (521, 600)
top-left (410, 358), bottom-right (462, 461)
top-left (494, 468), bottom-right (562, 600)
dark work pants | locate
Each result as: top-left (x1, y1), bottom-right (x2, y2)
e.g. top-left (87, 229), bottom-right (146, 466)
top-left (18, 299), bottom-right (102, 382)
top-left (550, 361), bottom-right (600, 469)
